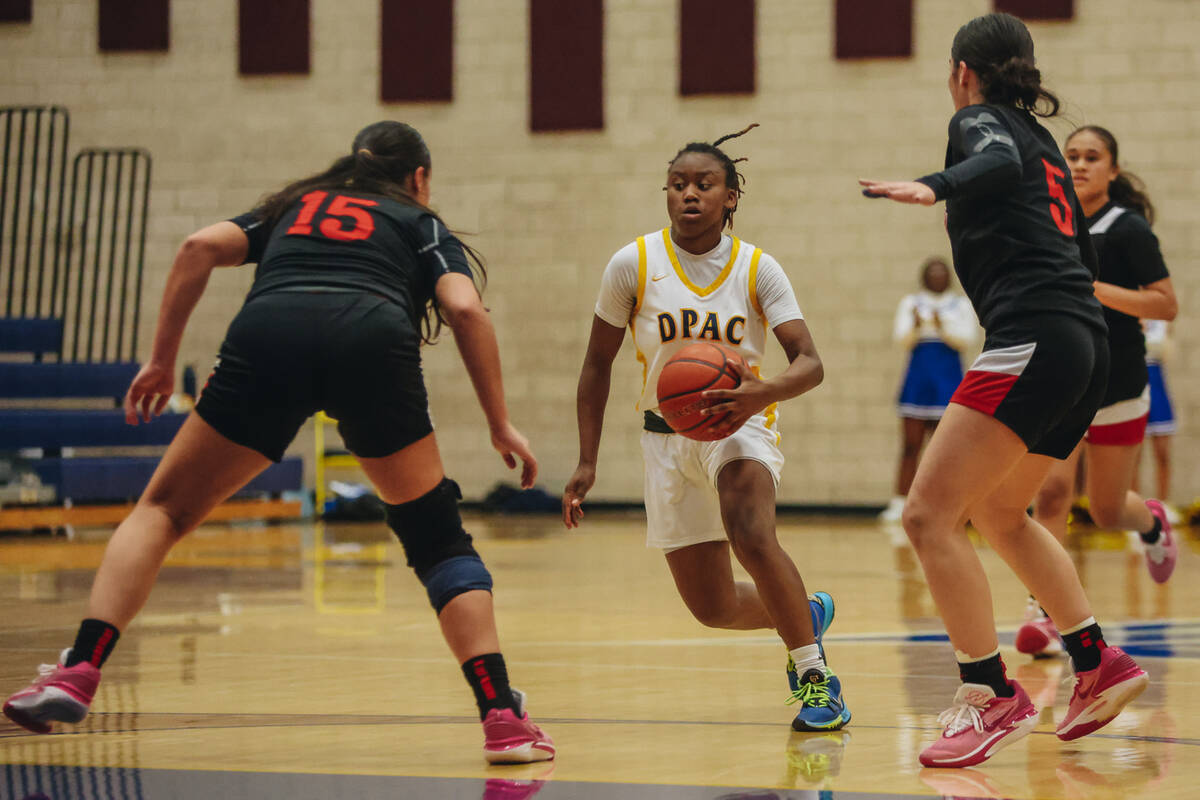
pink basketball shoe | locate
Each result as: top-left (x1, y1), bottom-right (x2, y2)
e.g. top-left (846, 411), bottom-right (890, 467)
top-left (3, 649), bottom-right (99, 734)
top-left (1056, 646), bottom-right (1147, 741)
top-left (919, 682), bottom-right (1038, 768)
top-left (1143, 500), bottom-right (1178, 583)
top-left (482, 689), bottom-right (555, 764)
top-left (1015, 601), bottom-right (1063, 658)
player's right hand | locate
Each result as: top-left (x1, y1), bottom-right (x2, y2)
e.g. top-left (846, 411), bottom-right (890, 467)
top-left (562, 463), bottom-right (596, 529)
top-left (124, 362), bottom-right (174, 424)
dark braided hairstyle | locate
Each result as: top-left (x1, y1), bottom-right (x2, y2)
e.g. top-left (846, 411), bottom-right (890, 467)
top-left (1067, 125), bottom-right (1155, 225)
top-left (951, 13), bottom-right (1061, 118)
top-left (667, 123), bottom-right (759, 230)
top-left (252, 121), bottom-right (485, 345)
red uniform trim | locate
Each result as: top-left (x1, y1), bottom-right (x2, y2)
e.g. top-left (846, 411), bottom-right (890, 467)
top-left (950, 370), bottom-right (1019, 416)
top-left (1086, 414), bottom-right (1148, 446)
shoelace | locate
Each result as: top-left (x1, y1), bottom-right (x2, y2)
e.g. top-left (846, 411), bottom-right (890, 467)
top-left (786, 676), bottom-right (832, 708)
top-left (29, 662), bottom-right (58, 686)
top-left (937, 700), bottom-right (985, 736)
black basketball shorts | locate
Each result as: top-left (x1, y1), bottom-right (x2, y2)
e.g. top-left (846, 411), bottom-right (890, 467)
top-left (949, 313), bottom-right (1109, 459)
top-left (194, 290), bottom-right (433, 462)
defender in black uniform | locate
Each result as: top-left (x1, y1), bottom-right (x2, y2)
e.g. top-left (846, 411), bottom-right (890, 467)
top-left (2, 122), bottom-right (555, 764)
top-left (1025, 126), bottom-right (1179, 646)
top-left (860, 13), bottom-right (1148, 768)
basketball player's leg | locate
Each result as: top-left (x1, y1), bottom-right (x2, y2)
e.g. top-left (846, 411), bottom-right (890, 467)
top-left (355, 432), bottom-right (501, 662)
top-left (357, 431), bottom-right (553, 765)
top-left (1150, 435), bottom-right (1171, 503)
top-left (664, 540), bottom-right (773, 630)
top-left (715, 459), bottom-right (815, 647)
top-left (1032, 443), bottom-right (1081, 544)
top-left (1085, 443), bottom-right (1154, 532)
top-left (968, 453), bottom-right (1092, 630)
top-left (88, 413), bottom-right (274, 628)
top-left (902, 402), bottom-right (1030, 658)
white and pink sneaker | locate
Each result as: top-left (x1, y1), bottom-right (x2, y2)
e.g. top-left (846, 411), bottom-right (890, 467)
top-left (1056, 646), bottom-right (1148, 741)
top-left (483, 689), bottom-right (555, 764)
top-left (919, 682), bottom-right (1038, 768)
top-left (1143, 500), bottom-right (1178, 583)
top-left (3, 649), bottom-right (99, 734)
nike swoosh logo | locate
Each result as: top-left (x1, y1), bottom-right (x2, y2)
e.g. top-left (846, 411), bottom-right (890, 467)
top-left (651, 273), bottom-right (667, 281)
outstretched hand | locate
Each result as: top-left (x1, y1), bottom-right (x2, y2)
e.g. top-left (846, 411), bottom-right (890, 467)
top-left (491, 422), bottom-right (538, 488)
top-left (859, 179), bottom-right (936, 206)
top-left (123, 362), bottom-right (174, 424)
top-left (700, 359), bottom-right (769, 438)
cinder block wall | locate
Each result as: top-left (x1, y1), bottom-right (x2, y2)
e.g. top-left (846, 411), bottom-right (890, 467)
top-left (3, 0), bottom-right (1196, 505)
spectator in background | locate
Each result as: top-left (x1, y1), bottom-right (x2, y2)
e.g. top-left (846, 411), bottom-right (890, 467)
top-left (880, 257), bottom-right (977, 523)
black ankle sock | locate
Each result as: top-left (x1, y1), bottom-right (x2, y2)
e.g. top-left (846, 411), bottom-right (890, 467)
top-left (1139, 516), bottom-right (1163, 545)
top-left (461, 653), bottom-right (517, 720)
top-left (958, 653), bottom-right (1014, 698)
top-left (65, 619), bottom-right (120, 668)
top-left (1062, 622), bottom-right (1106, 672)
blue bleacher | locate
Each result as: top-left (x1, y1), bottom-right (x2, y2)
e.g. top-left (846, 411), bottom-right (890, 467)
top-left (1, 321), bottom-right (303, 507)
top-left (0, 318), bottom-right (64, 359)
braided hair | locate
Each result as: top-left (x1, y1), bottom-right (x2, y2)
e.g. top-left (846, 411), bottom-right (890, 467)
top-left (667, 123), bottom-right (759, 230)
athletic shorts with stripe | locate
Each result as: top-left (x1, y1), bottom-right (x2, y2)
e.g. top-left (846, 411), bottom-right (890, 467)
top-left (950, 314), bottom-right (1109, 460)
top-left (195, 290), bottom-right (432, 462)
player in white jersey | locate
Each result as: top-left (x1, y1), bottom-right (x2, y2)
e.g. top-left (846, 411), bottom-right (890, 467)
top-left (562, 126), bottom-right (850, 732)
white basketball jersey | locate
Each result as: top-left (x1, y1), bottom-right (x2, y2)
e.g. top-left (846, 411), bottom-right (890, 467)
top-left (628, 228), bottom-right (777, 429)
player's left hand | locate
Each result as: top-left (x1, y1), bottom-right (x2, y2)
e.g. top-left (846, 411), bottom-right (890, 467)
top-left (700, 360), bottom-right (771, 437)
top-left (859, 179), bottom-right (936, 206)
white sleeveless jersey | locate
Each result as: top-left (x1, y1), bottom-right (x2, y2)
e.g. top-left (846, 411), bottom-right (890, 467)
top-left (628, 228), bottom-right (778, 430)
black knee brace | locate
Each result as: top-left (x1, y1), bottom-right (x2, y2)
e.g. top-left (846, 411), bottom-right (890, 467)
top-left (385, 478), bottom-right (492, 611)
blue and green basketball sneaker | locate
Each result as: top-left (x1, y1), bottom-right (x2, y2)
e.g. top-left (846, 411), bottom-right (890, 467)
top-left (786, 591), bottom-right (851, 731)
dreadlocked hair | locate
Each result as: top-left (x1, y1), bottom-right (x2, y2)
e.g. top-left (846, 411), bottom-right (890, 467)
top-left (668, 123), bottom-right (759, 230)
top-left (252, 121), bottom-right (486, 345)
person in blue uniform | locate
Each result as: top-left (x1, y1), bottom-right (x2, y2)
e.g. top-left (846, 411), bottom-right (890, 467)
top-left (881, 257), bottom-right (977, 522)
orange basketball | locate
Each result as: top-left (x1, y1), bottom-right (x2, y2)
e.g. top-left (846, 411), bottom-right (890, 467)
top-left (656, 342), bottom-right (745, 441)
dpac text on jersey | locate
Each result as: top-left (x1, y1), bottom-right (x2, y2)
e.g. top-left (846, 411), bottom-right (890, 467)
top-left (657, 309), bottom-right (747, 345)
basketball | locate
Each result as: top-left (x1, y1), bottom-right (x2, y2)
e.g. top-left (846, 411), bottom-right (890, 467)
top-left (656, 342), bottom-right (746, 441)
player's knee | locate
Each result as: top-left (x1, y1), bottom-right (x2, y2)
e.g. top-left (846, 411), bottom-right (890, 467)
top-left (385, 478), bottom-right (492, 612)
top-left (684, 594), bottom-right (739, 629)
top-left (1087, 499), bottom-right (1122, 529)
top-left (728, 528), bottom-right (775, 567)
top-left (901, 497), bottom-right (941, 549)
top-left (1034, 477), bottom-right (1073, 519)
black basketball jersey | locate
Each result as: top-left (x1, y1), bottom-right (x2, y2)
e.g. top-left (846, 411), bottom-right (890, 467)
top-left (1087, 202), bottom-right (1169, 356)
top-left (229, 190), bottom-right (474, 331)
top-left (916, 104), bottom-right (1103, 333)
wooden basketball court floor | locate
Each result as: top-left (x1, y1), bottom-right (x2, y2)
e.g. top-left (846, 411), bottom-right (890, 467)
top-left (0, 511), bottom-right (1196, 799)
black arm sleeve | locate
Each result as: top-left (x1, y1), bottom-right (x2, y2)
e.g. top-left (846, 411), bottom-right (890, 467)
top-left (228, 211), bottom-right (273, 265)
top-left (916, 108), bottom-right (1023, 201)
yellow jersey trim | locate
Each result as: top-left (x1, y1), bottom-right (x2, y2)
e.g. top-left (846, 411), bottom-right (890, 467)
top-left (751, 365), bottom-right (781, 445)
top-left (631, 236), bottom-right (649, 403)
top-left (633, 236), bottom-right (647, 316)
top-left (748, 247), bottom-right (764, 317)
top-left (661, 228), bottom-right (740, 297)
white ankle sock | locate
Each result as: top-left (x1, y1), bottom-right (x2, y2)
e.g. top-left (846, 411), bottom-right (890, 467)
top-left (790, 643), bottom-right (825, 674)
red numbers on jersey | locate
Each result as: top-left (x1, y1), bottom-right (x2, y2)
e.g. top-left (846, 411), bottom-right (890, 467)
top-left (1041, 159), bottom-right (1075, 237)
top-left (286, 191), bottom-right (378, 241)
